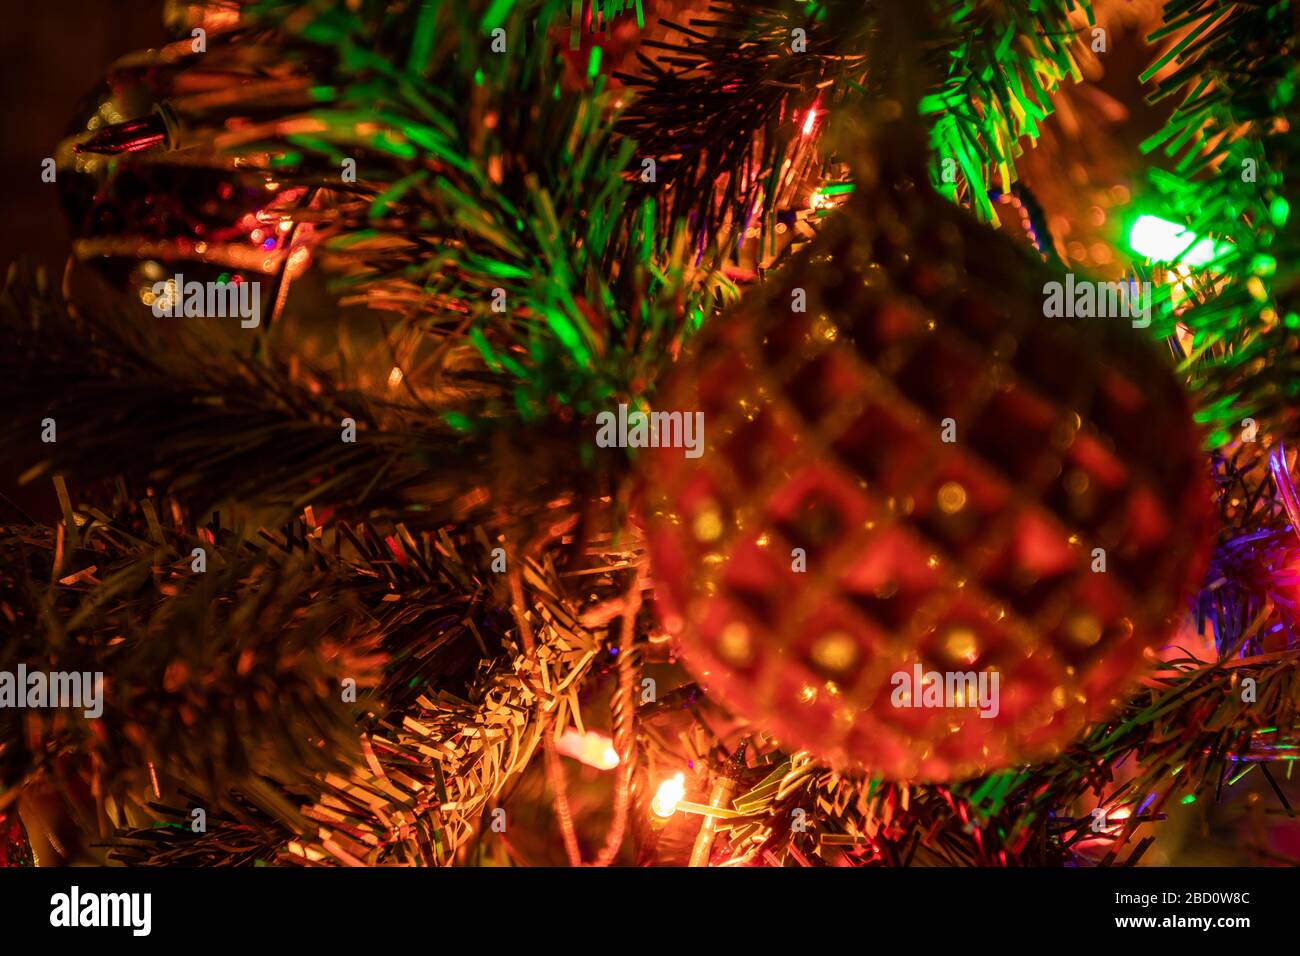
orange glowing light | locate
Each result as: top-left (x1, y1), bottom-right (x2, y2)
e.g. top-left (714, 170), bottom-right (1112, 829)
top-left (1075, 805), bottom-right (1133, 852)
top-left (555, 728), bottom-right (620, 770)
top-left (651, 772), bottom-right (686, 818)
top-left (1101, 807), bottom-right (1131, 830)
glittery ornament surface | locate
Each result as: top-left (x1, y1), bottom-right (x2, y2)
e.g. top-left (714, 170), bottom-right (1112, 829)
top-left (57, 68), bottom-right (315, 319)
top-left (0, 812), bottom-right (34, 868)
top-left (640, 132), bottom-right (1214, 782)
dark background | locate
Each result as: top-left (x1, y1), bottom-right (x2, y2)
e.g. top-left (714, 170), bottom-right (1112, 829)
top-left (0, 2), bottom-right (166, 522)
top-left (0, 1), bottom-right (166, 273)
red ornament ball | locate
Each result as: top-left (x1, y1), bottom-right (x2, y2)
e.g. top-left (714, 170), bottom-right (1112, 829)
top-left (640, 159), bottom-right (1214, 782)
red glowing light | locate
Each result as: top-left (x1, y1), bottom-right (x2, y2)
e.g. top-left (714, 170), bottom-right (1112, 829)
top-left (801, 105), bottom-right (818, 137)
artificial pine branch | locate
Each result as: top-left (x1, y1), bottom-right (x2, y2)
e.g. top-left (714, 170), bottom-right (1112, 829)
top-left (0, 266), bottom-right (598, 538)
top-left (113, 0), bottom-right (727, 417)
top-left (617, 0), bottom-right (1094, 241)
top-left (0, 504), bottom-right (385, 803)
top-left (1139, 0), bottom-right (1300, 446)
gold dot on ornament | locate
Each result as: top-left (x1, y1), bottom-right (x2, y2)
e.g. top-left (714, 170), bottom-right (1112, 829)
top-left (1065, 613), bottom-right (1102, 647)
top-left (813, 315), bottom-right (836, 340)
top-left (810, 631), bottom-right (859, 675)
top-left (717, 623), bottom-right (754, 666)
top-left (937, 482), bottom-right (968, 514)
top-left (1051, 686), bottom-right (1067, 709)
top-left (944, 627), bottom-right (979, 664)
top-left (1064, 469), bottom-right (1091, 496)
top-left (693, 506), bottom-right (723, 542)
top-left (1051, 414), bottom-right (1081, 449)
top-left (991, 333), bottom-right (1018, 358)
top-left (798, 684), bottom-right (818, 704)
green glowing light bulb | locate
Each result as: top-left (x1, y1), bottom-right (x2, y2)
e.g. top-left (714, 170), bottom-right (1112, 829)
top-left (1128, 215), bottom-right (1224, 267)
